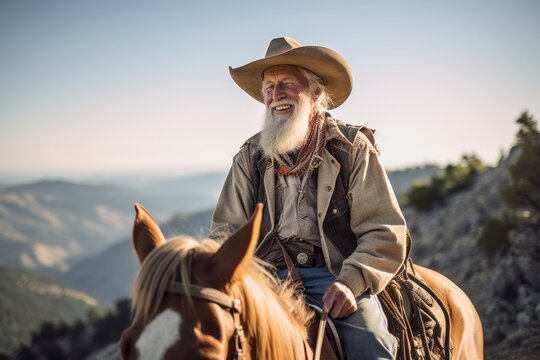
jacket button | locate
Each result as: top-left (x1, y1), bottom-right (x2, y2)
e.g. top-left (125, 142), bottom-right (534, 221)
top-left (332, 208), bottom-right (338, 214)
top-left (318, 212), bottom-right (322, 217)
top-left (326, 186), bottom-right (332, 192)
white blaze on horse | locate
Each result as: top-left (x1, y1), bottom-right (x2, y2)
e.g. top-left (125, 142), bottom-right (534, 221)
top-left (120, 203), bottom-right (483, 359)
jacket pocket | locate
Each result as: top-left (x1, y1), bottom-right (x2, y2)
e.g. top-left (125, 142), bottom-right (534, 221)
top-left (324, 195), bottom-right (349, 222)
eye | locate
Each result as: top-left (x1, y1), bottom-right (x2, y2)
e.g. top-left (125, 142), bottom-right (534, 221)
top-left (284, 81), bottom-right (298, 89)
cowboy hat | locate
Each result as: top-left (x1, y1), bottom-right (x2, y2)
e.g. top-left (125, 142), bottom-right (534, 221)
top-left (229, 37), bottom-right (353, 109)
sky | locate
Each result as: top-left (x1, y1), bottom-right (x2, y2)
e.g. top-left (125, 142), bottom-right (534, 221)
top-left (1, 0), bottom-right (539, 178)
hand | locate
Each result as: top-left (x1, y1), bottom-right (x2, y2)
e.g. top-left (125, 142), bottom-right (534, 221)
top-left (322, 281), bottom-right (358, 319)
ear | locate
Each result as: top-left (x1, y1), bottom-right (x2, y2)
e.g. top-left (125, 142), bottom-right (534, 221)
top-left (210, 203), bottom-right (264, 284)
top-left (312, 87), bottom-right (322, 102)
top-left (132, 203), bottom-right (166, 264)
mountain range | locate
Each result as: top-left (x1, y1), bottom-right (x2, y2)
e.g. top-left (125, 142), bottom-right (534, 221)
top-left (0, 167), bottom-right (436, 274)
top-left (0, 166), bottom-right (438, 354)
top-left (57, 209), bottom-right (214, 303)
top-left (0, 172), bottom-right (227, 271)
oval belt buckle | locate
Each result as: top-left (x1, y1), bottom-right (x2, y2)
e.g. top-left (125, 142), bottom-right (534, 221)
top-left (297, 252), bottom-right (309, 265)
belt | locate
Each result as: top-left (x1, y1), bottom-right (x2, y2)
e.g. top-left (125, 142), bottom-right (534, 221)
top-left (281, 240), bottom-right (325, 268)
top-left (296, 245), bottom-right (324, 267)
top-left (256, 235), bottom-right (326, 269)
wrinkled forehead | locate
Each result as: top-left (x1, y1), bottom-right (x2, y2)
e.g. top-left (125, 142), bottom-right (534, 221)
top-left (262, 64), bottom-right (308, 84)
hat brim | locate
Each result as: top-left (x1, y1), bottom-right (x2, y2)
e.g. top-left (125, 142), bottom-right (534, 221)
top-left (229, 46), bottom-right (353, 110)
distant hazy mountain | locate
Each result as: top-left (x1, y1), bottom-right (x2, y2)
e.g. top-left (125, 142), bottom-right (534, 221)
top-left (0, 180), bottom-right (141, 270)
top-left (60, 209), bottom-right (214, 303)
top-left (0, 166), bottom-right (435, 282)
top-left (0, 264), bottom-right (100, 355)
top-left (130, 171), bottom-right (227, 217)
top-left (0, 173), bottom-right (226, 271)
top-left (386, 165), bottom-right (439, 198)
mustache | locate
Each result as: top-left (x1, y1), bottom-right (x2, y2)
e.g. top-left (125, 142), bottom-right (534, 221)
top-left (268, 99), bottom-right (296, 109)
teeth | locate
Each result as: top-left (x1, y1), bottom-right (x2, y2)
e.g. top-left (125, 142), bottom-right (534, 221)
top-left (274, 104), bottom-right (292, 111)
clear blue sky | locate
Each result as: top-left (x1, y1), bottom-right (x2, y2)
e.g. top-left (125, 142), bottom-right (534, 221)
top-left (1, 0), bottom-right (539, 176)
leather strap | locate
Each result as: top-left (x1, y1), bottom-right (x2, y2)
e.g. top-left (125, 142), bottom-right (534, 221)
top-left (166, 281), bottom-right (247, 360)
top-left (309, 304), bottom-right (345, 360)
top-left (276, 237), bottom-right (304, 291)
top-left (313, 310), bottom-right (327, 360)
top-left (166, 282), bottom-right (242, 313)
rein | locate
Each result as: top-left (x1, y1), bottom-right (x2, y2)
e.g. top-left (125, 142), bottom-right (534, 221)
top-left (166, 281), bottom-right (247, 360)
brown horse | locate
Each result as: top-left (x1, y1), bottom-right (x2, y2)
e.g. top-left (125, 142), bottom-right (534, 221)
top-left (120, 203), bottom-right (483, 359)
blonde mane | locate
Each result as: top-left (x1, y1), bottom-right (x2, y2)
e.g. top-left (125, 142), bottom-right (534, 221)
top-left (131, 236), bottom-right (313, 360)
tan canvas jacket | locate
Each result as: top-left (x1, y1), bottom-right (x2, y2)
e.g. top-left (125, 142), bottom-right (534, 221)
top-left (210, 118), bottom-right (407, 296)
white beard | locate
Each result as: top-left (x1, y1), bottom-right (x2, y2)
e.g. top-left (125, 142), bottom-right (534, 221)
top-left (260, 93), bottom-right (313, 159)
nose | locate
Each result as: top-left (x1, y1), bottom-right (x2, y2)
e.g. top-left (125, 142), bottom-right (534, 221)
top-left (272, 83), bottom-right (286, 102)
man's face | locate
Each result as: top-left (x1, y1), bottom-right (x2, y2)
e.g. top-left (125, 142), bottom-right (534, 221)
top-left (259, 65), bottom-right (315, 158)
top-left (262, 65), bottom-right (312, 126)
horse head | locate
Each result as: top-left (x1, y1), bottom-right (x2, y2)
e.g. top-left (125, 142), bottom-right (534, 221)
top-left (120, 203), bottom-right (311, 360)
top-left (120, 203), bottom-right (262, 359)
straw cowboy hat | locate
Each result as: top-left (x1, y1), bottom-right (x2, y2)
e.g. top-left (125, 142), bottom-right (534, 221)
top-left (229, 37), bottom-right (353, 109)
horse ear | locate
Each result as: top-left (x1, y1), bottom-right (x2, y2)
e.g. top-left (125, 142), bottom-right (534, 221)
top-left (210, 203), bottom-right (264, 283)
top-left (132, 203), bottom-right (166, 264)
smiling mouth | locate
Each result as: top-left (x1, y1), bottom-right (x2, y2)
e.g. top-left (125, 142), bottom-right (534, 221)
top-left (273, 104), bottom-right (293, 112)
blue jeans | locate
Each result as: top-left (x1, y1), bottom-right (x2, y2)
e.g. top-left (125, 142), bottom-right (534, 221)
top-left (277, 267), bottom-right (396, 360)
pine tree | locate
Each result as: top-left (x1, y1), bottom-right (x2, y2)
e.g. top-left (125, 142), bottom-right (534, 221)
top-left (502, 111), bottom-right (540, 213)
top-left (477, 111), bottom-right (540, 253)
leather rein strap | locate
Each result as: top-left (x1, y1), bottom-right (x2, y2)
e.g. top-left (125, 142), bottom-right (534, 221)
top-left (166, 281), bottom-right (247, 360)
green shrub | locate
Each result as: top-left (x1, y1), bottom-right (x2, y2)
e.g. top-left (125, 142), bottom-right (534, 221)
top-left (405, 154), bottom-right (485, 211)
top-left (477, 216), bottom-right (512, 253)
top-left (406, 180), bottom-right (443, 211)
top-left (476, 111), bottom-right (540, 254)
top-left (12, 298), bottom-right (131, 359)
top-left (501, 112), bottom-right (540, 213)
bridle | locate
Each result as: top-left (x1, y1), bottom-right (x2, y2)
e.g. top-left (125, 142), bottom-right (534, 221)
top-left (165, 281), bottom-right (248, 360)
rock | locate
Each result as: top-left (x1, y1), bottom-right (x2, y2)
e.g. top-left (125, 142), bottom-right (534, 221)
top-left (517, 311), bottom-right (533, 328)
top-left (516, 257), bottom-right (540, 291)
top-left (491, 260), bottom-right (522, 301)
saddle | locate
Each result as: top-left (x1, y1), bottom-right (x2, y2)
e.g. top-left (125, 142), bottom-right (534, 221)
top-left (275, 231), bottom-right (452, 360)
top-left (378, 232), bottom-right (453, 360)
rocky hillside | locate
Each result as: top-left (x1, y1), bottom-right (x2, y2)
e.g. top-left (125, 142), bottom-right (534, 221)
top-left (0, 264), bottom-right (101, 355)
top-left (405, 147), bottom-right (540, 359)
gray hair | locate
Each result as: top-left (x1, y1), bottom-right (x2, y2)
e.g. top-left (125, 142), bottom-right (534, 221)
top-left (297, 67), bottom-right (334, 114)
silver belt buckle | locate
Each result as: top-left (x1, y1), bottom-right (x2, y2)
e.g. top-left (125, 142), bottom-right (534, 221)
top-left (297, 252), bottom-right (309, 265)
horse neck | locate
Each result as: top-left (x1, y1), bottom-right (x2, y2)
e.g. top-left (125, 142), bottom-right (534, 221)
top-left (235, 274), bottom-right (310, 360)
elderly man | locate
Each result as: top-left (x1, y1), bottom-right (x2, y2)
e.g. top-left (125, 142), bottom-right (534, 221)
top-left (210, 37), bottom-right (407, 359)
